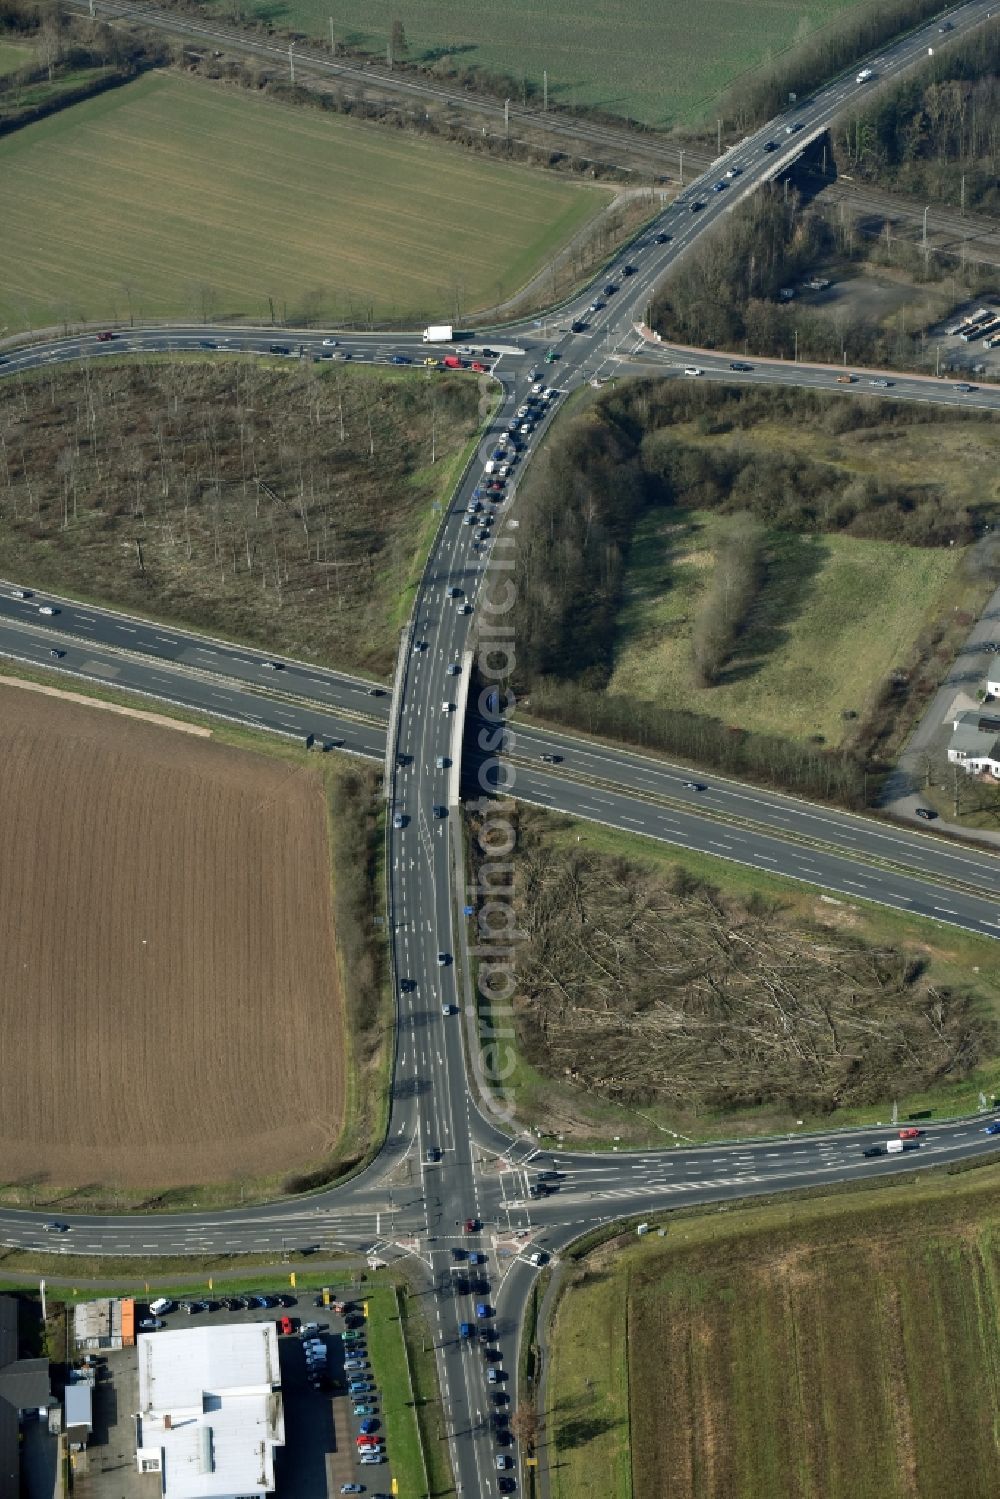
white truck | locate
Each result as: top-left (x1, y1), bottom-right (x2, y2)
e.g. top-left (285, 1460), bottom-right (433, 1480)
top-left (423, 324), bottom-right (453, 343)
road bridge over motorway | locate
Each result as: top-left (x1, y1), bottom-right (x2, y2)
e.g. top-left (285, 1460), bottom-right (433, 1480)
top-left (1, 5), bottom-right (999, 1493)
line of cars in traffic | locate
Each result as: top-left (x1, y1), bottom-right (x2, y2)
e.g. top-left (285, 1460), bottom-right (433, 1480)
top-left (450, 1239), bottom-right (517, 1493)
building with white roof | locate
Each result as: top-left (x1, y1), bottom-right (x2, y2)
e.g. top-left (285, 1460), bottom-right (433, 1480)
top-left (135, 1322), bottom-right (284, 1499)
top-left (947, 710), bottom-right (1000, 777)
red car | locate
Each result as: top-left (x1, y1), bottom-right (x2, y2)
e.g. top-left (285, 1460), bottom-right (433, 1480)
top-left (899, 1127), bottom-right (923, 1140)
top-left (442, 355), bottom-right (464, 369)
top-left (96, 330), bottom-right (114, 342)
top-left (356, 1435), bottom-right (381, 1448)
top-left (471, 362), bottom-right (486, 373)
top-left (463, 1218), bottom-right (480, 1233)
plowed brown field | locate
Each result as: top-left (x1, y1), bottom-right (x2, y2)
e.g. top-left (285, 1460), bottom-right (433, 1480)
top-left (0, 683), bottom-right (344, 1189)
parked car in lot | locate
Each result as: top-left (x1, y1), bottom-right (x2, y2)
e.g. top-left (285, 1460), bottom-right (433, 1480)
top-left (139, 1318), bottom-right (164, 1330)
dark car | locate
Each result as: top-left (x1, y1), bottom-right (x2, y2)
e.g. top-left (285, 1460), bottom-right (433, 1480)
top-left (914, 807), bottom-right (936, 821)
top-left (729, 361), bottom-right (753, 372)
top-left (620, 264), bottom-right (637, 277)
top-left (43, 1220), bottom-right (70, 1233)
top-left (762, 141), bottom-right (778, 153)
top-left (49, 648), bottom-right (66, 659)
top-left (540, 752), bottom-right (562, 764)
top-left (684, 781), bottom-right (707, 792)
top-left (570, 320), bottom-right (587, 333)
top-left (690, 200), bottom-right (704, 212)
top-left (603, 283), bottom-right (618, 296)
top-left (498, 1479), bottom-right (516, 1494)
top-left (862, 1146), bottom-right (885, 1158)
top-left (654, 232), bottom-right (671, 243)
top-left (269, 344), bottom-right (291, 355)
top-left (95, 330), bottom-right (114, 342)
top-left (983, 1122), bottom-right (1000, 1136)
top-left (390, 354), bottom-right (411, 365)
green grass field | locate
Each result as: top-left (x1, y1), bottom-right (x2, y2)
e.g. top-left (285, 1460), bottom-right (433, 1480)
top-left (547, 1161), bottom-right (1000, 1499)
top-left (608, 510), bottom-right (963, 747)
top-left (0, 70), bottom-right (609, 333)
top-left (0, 37), bottom-right (33, 74)
top-left (365, 1285), bottom-right (430, 1497)
top-left (225, 0), bottom-right (870, 126)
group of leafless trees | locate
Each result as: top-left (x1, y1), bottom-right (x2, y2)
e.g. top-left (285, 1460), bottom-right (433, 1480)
top-left (833, 26), bottom-right (1000, 217)
top-left (0, 360), bottom-right (477, 673)
top-left (506, 810), bottom-right (990, 1121)
top-left (0, 0), bottom-right (165, 132)
top-left (651, 182), bottom-right (997, 371)
top-left (715, 0), bottom-right (962, 132)
top-left (691, 515), bottom-right (765, 687)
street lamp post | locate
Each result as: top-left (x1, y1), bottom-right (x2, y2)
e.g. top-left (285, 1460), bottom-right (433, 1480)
top-left (922, 204), bottom-right (929, 249)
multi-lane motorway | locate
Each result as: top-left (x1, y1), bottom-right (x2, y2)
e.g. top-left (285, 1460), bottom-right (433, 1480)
top-left (3, 3), bottom-right (1000, 1494)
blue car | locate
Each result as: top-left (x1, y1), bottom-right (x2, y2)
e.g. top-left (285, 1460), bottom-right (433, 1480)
top-left (360, 1417), bottom-right (380, 1433)
top-left (983, 1122), bottom-right (1000, 1135)
top-left (390, 354), bottom-right (411, 365)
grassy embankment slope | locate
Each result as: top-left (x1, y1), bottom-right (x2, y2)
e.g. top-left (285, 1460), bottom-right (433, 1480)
top-left (610, 405), bottom-right (1000, 748)
top-left (547, 1160), bottom-right (1000, 1499)
top-left (0, 70), bottom-right (609, 333)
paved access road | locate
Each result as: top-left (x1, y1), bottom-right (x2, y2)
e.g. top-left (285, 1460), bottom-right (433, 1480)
top-left (3, 6), bottom-right (1000, 1496)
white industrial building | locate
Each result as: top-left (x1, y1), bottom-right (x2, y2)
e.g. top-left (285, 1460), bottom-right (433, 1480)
top-left (135, 1322), bottom-right (284, 1499)
top-left (947, 709), bottom-right (1000, 777)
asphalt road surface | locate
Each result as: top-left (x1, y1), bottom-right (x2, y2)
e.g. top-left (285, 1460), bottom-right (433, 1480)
top-left (3, 5), bottom-right (1000, 1494)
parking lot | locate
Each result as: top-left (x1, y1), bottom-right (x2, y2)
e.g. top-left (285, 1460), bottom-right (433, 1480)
top-left (68, 1287), bottom-right (388, 1499)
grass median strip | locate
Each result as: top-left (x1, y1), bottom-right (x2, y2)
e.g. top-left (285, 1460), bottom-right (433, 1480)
top-left (364, 1284), bottom-right (429, 1497)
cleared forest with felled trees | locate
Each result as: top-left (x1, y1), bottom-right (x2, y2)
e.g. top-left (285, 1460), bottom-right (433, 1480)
top-left (486, 806), bottom-right (999, 1142)
top-left (0, 358), bottom-right (480, 673)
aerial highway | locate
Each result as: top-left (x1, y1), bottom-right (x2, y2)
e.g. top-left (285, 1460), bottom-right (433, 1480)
top-left (2, 3), bottom-right (1000, 1493)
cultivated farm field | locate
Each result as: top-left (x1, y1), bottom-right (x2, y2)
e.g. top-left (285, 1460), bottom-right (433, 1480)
top-left (548, 1163), bottom-right (1000, 1499)
top-left (0, 683), bottom-right (344, 1192)
top-left (0, 71), bottom-right (609, 334)
top-left (242, 0), bottom-right (869, 126)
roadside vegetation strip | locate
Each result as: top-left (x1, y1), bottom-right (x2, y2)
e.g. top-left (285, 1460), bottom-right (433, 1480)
top-left (363, 1284), bottom-right (429, 1498)
top-left (0, 69), bottom-right (609, 333)
top-left (395, 1284), bottom-right (455, 1498)
top-left (547, 1160), bottom-right (1000, 1499)
top-left (470, 804), bottom-right (1000, 1149)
